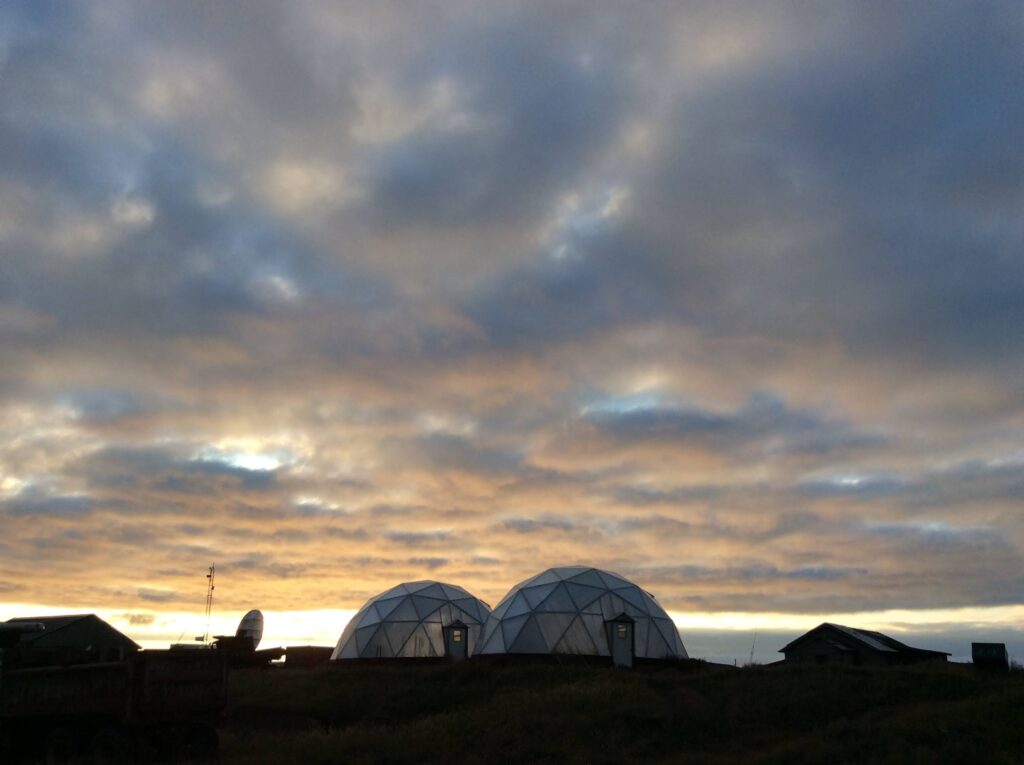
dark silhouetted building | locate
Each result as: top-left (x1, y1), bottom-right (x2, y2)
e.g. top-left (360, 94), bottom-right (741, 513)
top-left (972, 642), bottom-right (1009, 672)
top-left (285, 645), bottom-right (333, 668)
top-left (5, 614), bottom-right (139, 665)
top-left (780, 623), bottom-right (949, 666)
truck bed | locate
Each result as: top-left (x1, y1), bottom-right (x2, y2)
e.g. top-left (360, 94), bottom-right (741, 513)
top-left (1, 650), bottom-right (227, 724)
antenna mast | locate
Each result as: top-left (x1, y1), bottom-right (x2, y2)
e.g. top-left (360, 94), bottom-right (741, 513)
top-left (202, 563), bottom-right (215, 644)
top-left (748, 630), bottom-right (757, 666)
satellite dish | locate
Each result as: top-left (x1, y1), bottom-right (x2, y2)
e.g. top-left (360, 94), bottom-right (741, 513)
top-left (236, 609), bottom-right (264, 649)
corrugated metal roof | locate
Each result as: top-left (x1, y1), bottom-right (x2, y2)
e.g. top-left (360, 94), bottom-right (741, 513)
top-left (826, 623), bottom-right (897, 652)
top-left (6, 614), bottom-right (140, 650)
top-left (7, 614), bottom-right (90, 641)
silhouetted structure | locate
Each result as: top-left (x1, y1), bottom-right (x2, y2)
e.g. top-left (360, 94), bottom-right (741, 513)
top-left (212, 609), bottom-right (284, 667)
top-left (1, 622), bottom-right (225, 762)
top-left (972, 642), bottom-right (1009, 672)
top-left (780, 623), bottom-right (949, 666)
top-left (4, 614), bottom-right (139, 666)
top-left (284, 646), bottom-right (332, 668)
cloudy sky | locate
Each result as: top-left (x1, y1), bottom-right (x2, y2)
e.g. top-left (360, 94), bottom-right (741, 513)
top-left (1, 1), bottom-right (1022, 661)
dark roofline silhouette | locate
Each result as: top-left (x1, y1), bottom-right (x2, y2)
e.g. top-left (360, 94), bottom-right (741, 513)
top-left (779, 622), bottom-right (950, 657)
top-left (7, 613), bottom-right (141, 650)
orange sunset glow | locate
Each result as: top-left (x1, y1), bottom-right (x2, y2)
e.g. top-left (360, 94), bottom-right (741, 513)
top-left (1, 1), bottom-right (1022, 666)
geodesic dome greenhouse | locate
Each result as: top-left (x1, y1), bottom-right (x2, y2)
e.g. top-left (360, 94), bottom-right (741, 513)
top-left (331, 581), bottom-right (491, 660)
top-left (476, 566), bottom-right (688, 659)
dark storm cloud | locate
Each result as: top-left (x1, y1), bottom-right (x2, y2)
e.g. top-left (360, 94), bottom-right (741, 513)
top-left (409, 557), bottom-right (448, 571)
top-left (911, 460), bottom-right (1024, 507)
top-left (137, 588), bottom-right (178, 603)
top-left (61, 389), bottom-right (146, 423)
top-left (400, 433), bottom-right (524, 475)
top-left (0, 491), bottom-right (131, 520)
top-left (223, 556), bottom-right (310, 578)
top-left (863, 521), bottom-right (1012, 554)
top-left (361, 10), bottom-right (634, 227)
top-left (28, 529), bottom-right (86, 551)
top-left (367, 504), bottom-right (428, 518)
top-left (795, 459), bottom-right (1024, 507)
top-left (587, 391), bottom-right (883, 456)
top-left (452, 6), bottom-right (1016, 367)
top-left (796, 474), bottom-right (908, 500)
top-left (637, 563), bottom-right (868, 586)
top-left (323, 527), bottom-right (370, 541)
top-left (73, 446), bottom-right (278, 494)
top-left (0, 8), bottom-right (385, 349)
top-left (386, 530), bottom-right (454, 546)
top-left (177, 460), bottom-right (278, 492)
top-left (632, 2), bottom-right (1024, 368)
top-left (604, 484), bottom-right (723, 507)
top-left (465, 228), bottom-right (675, 348)
top-left (502, 517), bottom-right (577, 534)
top-left (3, 492), bottom-right (95, 517)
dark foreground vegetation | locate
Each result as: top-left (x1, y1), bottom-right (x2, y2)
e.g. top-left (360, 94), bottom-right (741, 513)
top-left (219, 660), bottom-right (1024, 764)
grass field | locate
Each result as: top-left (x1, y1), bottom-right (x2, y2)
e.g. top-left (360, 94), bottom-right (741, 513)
top-left (219, 660), bottom-right (1024, 764)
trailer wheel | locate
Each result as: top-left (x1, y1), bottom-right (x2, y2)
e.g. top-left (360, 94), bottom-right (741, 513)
top-left (90, 727), bottom-right (136, 763)
top-left (183, 722), bottom-right (219, 761)
top-left (0, 729), bottom-right (16, 761)
top-left (44, 727), bottom-right (78, 765)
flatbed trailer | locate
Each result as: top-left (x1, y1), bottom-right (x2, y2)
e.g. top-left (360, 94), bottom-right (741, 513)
top-left (0, 649), bottom-right (227, 762)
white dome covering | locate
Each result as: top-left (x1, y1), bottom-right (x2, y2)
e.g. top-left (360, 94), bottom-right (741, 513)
top-left (331, 580), bottom-right (491, 660)
top-left (477, 566), bottom-right (688, 659)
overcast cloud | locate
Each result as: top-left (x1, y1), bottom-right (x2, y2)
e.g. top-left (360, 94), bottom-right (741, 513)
top-left (1, 2), bottom-right (1022, 651)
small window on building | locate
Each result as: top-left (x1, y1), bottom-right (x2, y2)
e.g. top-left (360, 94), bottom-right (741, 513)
top-left (453, 630), bottom-right (462, 642)
top-left (616, 624), bottom-right (627, 639)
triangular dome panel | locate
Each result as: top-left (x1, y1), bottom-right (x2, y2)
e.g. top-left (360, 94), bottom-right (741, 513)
top-left (523, 582), bottom-right (558, 608)
top-left (558, 616), bottom-right (599, 655)
top-left (526, 569), bottom-right (563, 587)
top-left (537, 612), bottom-right (575, 648)
top-left (508, 615), bottom-right (547, 653)
top-left (411, 595), bottom-right (445, 620)
top-left (373, 596), bottom-right (405, 620)
top-left (501, 613), bottom-right (530, 647)
top-left (565, 582), bottom-right (605, 611)
top-left (534, 583), bottom-right (576, 613)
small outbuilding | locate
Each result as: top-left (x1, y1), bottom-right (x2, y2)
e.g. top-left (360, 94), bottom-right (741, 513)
top-left (284, 645), bottom-right (333, 668)
top-left (780, 623), bottom-right (949, 667)
top-left (972, 642), bottom-right (1009, 672)
top-left (4, 614), bottom-right (140, 665)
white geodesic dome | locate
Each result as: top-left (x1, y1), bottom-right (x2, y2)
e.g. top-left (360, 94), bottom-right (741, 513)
top-left (477, 566), bottom-right (688, 659)
top-left (331, 581), bottom-right (491, 660)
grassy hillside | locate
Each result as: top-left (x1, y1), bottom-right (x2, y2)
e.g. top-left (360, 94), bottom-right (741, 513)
top-left (221, 661), bottom-right (1024, 764)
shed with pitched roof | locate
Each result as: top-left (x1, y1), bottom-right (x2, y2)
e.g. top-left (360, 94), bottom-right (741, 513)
top-left (780, 623), bottom-right (948, 666)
